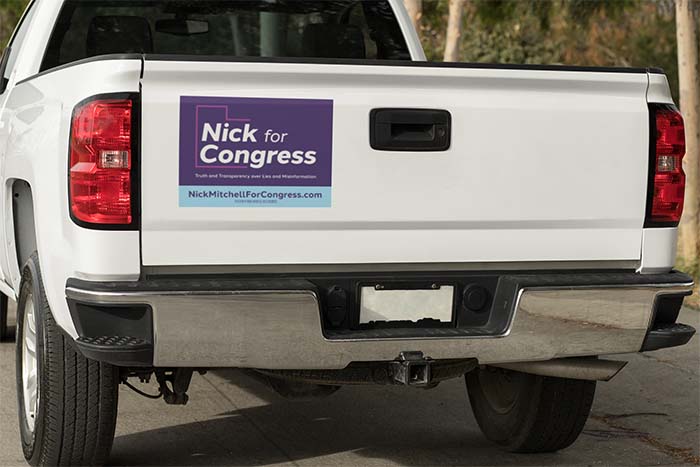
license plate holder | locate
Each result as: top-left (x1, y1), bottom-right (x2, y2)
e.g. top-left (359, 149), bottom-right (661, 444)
top-left (359, 284), bottom-right (456, 325)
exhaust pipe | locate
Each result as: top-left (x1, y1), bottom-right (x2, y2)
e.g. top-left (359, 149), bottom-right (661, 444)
top-left (491, 358), bottom-right (627, 381)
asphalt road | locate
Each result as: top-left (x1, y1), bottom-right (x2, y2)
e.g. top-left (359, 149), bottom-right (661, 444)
top-left (0, 305), bottom-right (698, 467)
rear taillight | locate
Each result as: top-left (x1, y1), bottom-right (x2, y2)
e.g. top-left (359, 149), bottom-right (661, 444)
top-left (646, 105), bottom-right (686, 226)
top-left (69, 97), bottom-right (134, 226)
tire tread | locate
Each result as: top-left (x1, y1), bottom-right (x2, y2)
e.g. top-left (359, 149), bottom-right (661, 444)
top-left (518, 376), bottom-right (596, 453)
top-left (0, 294), bottom-right (8, 341)
top-left (467, 367), bottom-right (596, 453)
top-left (17, 253), bottom-right (118, 467)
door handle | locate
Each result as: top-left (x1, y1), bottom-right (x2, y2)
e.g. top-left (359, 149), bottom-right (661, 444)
top-left (370, 108), bottom-right (451, 151)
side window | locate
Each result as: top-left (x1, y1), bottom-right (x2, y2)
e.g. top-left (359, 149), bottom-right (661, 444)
top-left (0, 1), bottom-right (37, 94)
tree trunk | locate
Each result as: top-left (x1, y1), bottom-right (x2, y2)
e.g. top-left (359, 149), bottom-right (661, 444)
top-left (0, 15), bottom-right (7, 48)
top-left (444, 0), bottom-right (466, 62)
top-left (676, 0), bottom-right (700, 262)
top-left (403, 0), bottom-right (422, 33)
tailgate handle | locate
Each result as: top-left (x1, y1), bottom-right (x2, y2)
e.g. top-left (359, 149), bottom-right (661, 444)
top-left (370, 108), bottom-right (451, 151)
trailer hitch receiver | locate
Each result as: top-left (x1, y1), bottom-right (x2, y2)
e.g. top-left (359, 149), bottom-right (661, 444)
top-left (391, 351), bottom-right (432, 386)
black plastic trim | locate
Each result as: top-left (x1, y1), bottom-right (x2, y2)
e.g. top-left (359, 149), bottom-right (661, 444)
top-left (641, 323), bottom-right (696, 352)
top-left (67, 297), bottom-right (154, 366)
top-left (370, 108), bottom-right (451, 151)
top-left (76, 337), bottom-right (153, 367)
top-left (506, 270), bottom-right (692, 287)
top-left (639, 288), bottom-right (693, 353)
top-left (325, 274), bottom-right (505, 339)
top-left (644, 103), bottom-right (682, 228)
top-left (647, 67), bottom-right (666, 74)
top-left (67, 92), bottom-right (141, 231)
top-left (66, 270), bottom-right (693, 293)
top-left (67, 277), bottom-right (317, 293)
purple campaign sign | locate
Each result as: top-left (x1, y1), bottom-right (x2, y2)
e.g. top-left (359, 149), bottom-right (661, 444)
top-left (179, 96), bottom-right (333, 187)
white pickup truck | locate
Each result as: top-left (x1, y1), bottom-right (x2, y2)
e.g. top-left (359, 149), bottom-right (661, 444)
top-left (0, 0), bottom-right (695, 465)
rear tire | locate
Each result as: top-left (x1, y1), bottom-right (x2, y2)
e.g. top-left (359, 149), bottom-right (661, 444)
top-left (16, 253), bottom-right (119, 466)
top-left (466, 366), bottom-right (595, 453)
top-left (0, 293), bottom-right (9, 341)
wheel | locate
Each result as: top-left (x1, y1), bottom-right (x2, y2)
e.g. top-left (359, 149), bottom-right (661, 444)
top-left (0, 293), bottom-right (8, 341)
top-left (16, 253), bottom-right (119, 466)
top-left (466, 366), bottom-right (595, 453)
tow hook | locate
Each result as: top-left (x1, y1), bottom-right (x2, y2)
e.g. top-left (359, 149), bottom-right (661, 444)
top-left (391, 351), bottom-right (432, 387)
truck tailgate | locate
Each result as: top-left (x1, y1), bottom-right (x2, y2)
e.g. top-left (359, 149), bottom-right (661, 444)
top-left (140, 59), bottom-right (650, 266)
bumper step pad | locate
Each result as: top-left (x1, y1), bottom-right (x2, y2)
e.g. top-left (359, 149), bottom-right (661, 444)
top-left (642, 323), bottom-right (696, 352)
top-left (76, 335), bottom-right (153, 367)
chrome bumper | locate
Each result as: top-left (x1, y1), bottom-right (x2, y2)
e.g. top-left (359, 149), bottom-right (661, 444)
top-left (65, 274), bottom-right (693, 369)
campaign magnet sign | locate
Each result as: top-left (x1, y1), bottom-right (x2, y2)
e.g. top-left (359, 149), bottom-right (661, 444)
top-left (179, 96), bottom-right (333, 207)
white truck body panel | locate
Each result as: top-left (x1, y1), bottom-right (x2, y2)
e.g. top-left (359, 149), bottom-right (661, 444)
top-left (141, 60), bottom-right (650, 266)
top-left (0, 0), bottom-right (427, 338)
top-left (1, 59), bottom-right (143, 336)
